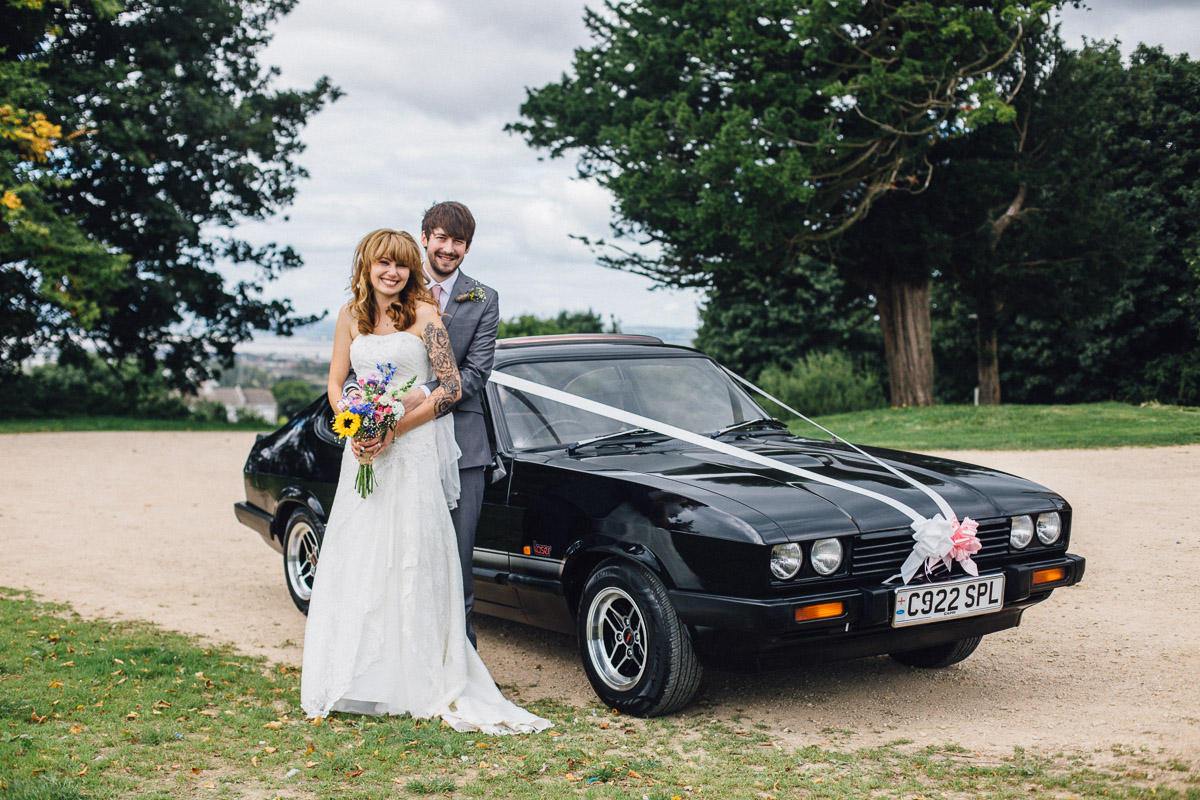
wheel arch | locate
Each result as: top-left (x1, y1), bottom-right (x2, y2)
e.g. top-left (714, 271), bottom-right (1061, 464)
top-left (271, 489), bottom-right (328, 545)
top-left (561, 544), bottom-right (672, 621)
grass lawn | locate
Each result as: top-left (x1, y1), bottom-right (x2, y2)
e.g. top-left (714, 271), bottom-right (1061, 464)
top-left (1, 588), bottom-right (1195, 800)
top-left (801, 401), bottom-right (1200, 451)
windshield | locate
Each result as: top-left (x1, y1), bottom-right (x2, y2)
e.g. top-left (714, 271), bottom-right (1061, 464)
top-left (494, 356), bottom-right (770, 449)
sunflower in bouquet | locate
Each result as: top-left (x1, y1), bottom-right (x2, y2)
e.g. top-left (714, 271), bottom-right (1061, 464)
top-left (332, 363), bottom-right (417, 497)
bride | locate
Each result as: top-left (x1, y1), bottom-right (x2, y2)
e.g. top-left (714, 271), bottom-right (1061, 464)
top-left (300, 228), bottom-right (551, 735)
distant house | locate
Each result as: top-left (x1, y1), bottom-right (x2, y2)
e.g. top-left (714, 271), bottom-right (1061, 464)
top-left (199, 385), bottom-right (278, 422)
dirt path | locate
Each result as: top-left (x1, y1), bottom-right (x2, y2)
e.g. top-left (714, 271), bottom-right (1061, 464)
top-left (2, 433), bottom-right (1197, 771)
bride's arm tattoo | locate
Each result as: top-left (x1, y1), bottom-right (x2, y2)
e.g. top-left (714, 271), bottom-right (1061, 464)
top-left (423, 322), bottom-right (462, 417)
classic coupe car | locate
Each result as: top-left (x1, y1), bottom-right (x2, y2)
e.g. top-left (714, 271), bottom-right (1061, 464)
top-left (235, 335), bottom-right (1085, 716)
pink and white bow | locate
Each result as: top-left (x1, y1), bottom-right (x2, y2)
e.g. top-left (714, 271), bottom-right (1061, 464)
top-left (898, 515), bottom-right (981, 584)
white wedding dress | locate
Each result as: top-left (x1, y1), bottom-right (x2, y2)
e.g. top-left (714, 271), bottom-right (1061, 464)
top-left (300, 332), bottom-right (551, 734)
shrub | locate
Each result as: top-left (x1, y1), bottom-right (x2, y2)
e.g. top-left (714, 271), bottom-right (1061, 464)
top-left (757, 351), bottom-right (887, 418)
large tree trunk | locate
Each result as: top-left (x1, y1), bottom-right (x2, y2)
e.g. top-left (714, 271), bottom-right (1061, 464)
top-left (874, 278), bottom-right (935, 406)
top-left (976, 307), bottom-right (1001, 405)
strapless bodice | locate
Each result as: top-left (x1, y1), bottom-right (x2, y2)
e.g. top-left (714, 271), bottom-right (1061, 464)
top-left (350, 332), bottom-right (431, 386)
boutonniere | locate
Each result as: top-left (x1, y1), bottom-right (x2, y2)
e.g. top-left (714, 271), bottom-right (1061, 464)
top-left (455, 282), bottom-right (487, 303)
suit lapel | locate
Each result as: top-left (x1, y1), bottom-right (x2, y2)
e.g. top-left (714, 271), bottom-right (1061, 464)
top-left (443, 270), bottom-right (477, 358)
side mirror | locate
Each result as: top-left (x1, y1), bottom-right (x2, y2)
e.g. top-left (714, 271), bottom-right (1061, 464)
top-left (488, 453), bottom-right (508, 484)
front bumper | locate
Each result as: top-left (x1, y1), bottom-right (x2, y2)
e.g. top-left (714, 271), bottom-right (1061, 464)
top-left (669, 553), bottom-right (1085, 670)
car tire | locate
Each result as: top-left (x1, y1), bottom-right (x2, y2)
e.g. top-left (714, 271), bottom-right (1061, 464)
top-left (889, 635), bottom-right (983, 668)
top-left (283, 507), bottom-right (324, 615)
top-left (577, 560), bottom-right (702, 716)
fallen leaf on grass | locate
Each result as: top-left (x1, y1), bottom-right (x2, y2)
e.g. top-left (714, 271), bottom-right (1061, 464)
top-left (345, 765), bottom-right (363, 778)
top-left (77, 765), bottom-right (87, 777)
top-left (305, 761), bottom-right (317, 768)
top-left (262, 721), bottom-right (282, 729)
top-left (48, 681), bottom-right (63, 688)
top-left (30, 712), bottom-right (47, 724)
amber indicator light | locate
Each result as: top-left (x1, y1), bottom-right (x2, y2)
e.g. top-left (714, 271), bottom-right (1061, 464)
top-left (522, 546), bottom-right (531, 555)
top-left (795, 601), bottom-right (844, 622)
top-left (1032, 567), bottom-right (1066, 585)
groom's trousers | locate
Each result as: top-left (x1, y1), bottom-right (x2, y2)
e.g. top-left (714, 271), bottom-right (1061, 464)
top-left (450, 465), bottom-right (485, 648)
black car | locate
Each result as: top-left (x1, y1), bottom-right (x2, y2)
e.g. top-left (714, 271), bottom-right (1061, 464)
top-left (235, 334), bottom-right (1085, 716)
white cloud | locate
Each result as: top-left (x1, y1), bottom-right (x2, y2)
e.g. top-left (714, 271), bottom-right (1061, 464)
top-left (1056, 2), bottom-right (1199, 57)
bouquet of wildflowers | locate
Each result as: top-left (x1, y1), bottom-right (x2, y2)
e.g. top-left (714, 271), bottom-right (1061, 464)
top-left (331, 362), bottom-right (417, 498)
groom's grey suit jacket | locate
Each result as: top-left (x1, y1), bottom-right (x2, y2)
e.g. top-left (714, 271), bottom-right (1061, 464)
top-left (440, 270), bottom-right (499, 470)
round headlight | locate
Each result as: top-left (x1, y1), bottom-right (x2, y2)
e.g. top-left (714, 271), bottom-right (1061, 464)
top-left (1036, 512), bottom-right (1062, 544)
top-left (1010, 515), bottom-right (1034, 549)
top-left (810, 538), bottom-right (844, 576)
top-left (770, 542), bottom-right (802, 580)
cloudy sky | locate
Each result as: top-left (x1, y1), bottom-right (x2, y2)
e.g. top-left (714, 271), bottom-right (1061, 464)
top-left (235, 0), bottom-right (1200, 341)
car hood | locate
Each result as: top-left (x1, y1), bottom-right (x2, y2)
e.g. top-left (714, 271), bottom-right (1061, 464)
top-left (562, 436), bottom-right (1065, 542)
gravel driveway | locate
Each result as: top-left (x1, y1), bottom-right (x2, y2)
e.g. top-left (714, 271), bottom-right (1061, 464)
top-left (2, 432), bottom-right (1197, 769)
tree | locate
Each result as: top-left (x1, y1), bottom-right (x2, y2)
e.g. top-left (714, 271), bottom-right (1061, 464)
top-left (0, 0), bottom-right (339, 398)
top-left (692, 258), bottom-right (881, 381)
top-left (1, 0), bottom-right (130, 379)
top-left (939, 36), bottom-right (1137, 404)
top-left (933, 42), bottom-right (1200, 406)
top-left (272, 378), bottom-right (319, 420)
top-left (511, 0), bottom-right (1061, 404)
top-left (497, 309), bottom-right (619, 339)
top-left (1091, 44), bottom-right (1200, 405)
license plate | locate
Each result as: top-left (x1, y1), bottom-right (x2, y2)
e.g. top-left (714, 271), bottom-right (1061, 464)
top-left (892, 573), bottom-right (1005, 627)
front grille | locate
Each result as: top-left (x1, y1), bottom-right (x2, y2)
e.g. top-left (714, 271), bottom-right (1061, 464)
top-left (850, 517), bottom-right (1012, 578)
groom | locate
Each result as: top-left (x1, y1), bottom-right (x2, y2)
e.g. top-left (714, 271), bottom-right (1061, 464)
top-left (406, 201), bottom-right (498, 648)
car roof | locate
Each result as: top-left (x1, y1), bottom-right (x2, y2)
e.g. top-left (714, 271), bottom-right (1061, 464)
top-left (494, 334), bottom-right (703, 365)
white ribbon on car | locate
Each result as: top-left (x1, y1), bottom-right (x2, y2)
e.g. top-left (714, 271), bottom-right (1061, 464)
top-left (489, 370), bottom-right (978, 586)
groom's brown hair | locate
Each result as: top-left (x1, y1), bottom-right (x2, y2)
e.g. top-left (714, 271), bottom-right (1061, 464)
top-left (421, 201), bottom-right (476, 247)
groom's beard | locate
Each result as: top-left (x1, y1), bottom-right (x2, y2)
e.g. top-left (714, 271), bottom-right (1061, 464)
top-left (426, 250), bottom-right (462, 279)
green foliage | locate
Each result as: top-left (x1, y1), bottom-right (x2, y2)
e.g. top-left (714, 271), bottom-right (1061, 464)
top-left (758, 351), bottom-right (886, 418)
top-left (0, 355), bottom-right (191, 420)
top-left (271, 378), bottom-right (320, 419)
top-left (0, 0), bottom-right (340, 395)
top-left (497, 309), bottom-right (618, 339)
top-left (693, 259), bottom-right (882, 381)
top-left (188, 399), bottom-right (232, 424)
top-left (932, 42), bottom-right (1200, 405)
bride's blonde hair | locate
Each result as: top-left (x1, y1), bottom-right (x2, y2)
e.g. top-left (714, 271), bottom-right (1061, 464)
top-left (349, 229), bottom-right (430, 336)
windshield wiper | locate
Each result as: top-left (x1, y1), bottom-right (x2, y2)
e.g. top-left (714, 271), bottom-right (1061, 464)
top-left (568, 427), bottom-right (658, 454)
top-left (710, 417), bottom-right (787, 438)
